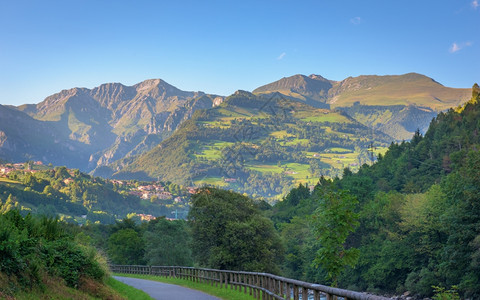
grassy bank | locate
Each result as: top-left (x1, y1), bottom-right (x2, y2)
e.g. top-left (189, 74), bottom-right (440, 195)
top-left (106, 277), bottom-right (153, 300)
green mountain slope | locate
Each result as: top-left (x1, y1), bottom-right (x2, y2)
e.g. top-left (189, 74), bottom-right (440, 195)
top-left (328, 73), bottom-right (470, 109)
top-left (253, 73), bottom-right (471, 140)
top-left (109, 91), bottom-right (393, 199)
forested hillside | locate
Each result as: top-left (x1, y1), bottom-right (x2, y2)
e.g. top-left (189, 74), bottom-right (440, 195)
top-left (269, 83), bottom-right (480, 297)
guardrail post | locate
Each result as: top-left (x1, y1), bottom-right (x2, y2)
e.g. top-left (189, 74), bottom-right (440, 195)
top-left (270, 276), bottom-right (274, 300)
top-left (210, 271), bottom-right (214, 286)
top-left (294, 284), bottom-right (299, 300)
top-left (243, 274), bottom-right (247, 294)
top-left (280, 279), bottom-right (285, 298)
top-left (275, 278), bottom-right (279, 298)
top-left (234, 273), bottom-right (239, 291)
top-left (224, 272), bottom-right (228, 289)
top-left (268, 275), bottom-right (272, 300)
top-left (248, 274), bottom-right (253, 296)
top-left (302, 286), bottom-right (308, 300)
top-left (262, 275), bottom-right (267, 300)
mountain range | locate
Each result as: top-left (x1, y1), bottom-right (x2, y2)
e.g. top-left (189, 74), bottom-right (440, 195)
top-left (254, 73), bottom-right (470, 139)
top-left (2, 79), bottom-right (223, 169)
top-left (0, 73), bottom-right (472, 198)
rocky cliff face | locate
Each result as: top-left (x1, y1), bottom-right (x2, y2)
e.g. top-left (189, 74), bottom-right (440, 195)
top-left (10, 79), bottom-right (222, 171)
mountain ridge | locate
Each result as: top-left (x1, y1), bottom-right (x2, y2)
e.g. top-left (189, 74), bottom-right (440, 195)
top-left (253, 73), bottom-right (470, 139)
top-left (9, 79), bottom-right (223, 170)
top-left (0, 73), bottom-right (473, 176)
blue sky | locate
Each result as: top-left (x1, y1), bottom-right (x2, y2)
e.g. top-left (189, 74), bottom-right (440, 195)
top-left (1, 0), bottom-right (479, 105)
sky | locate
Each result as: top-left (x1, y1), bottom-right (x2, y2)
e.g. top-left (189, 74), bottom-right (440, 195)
top-left (0, 0), bottom-right (479, 105)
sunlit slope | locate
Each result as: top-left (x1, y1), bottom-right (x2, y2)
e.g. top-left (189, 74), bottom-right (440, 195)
top-left (111, 91), bottom-right (392, 199)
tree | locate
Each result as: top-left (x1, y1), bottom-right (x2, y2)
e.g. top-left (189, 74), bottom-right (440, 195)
top-left (143, 218), bottom-right (193, 266)
top-left (107, 228), bottom-right (145, 265)
top-left (188, 187), bottom-right (283, 273)
top-left (0, 194), bottom-right (16, 214)
top-left (54, 166), bottom-right (70, 179)
top-left (312, 188), bottom-right (359, 286)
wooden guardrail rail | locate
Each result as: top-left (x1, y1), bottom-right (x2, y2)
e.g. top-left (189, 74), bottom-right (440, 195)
top-left (110, 265), bottom-right (391, 300)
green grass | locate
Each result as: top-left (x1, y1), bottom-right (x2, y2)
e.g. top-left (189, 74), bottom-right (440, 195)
top-left (194, 176), bottom-right (228, 187)
top-left (246, 162), bottom-right (317, 186)
top-left (195, 141), bottom-right (234, 160)
top-left (0, 177), bottom-right (21, 184)
top-left (372, 146), bottom-right (389, 156)
top-left (246, 163), bottom-right (284, 174)
top-left (270, 130), bottom-right (294, 139)
top-left (327, 147), bottom-right (353, 153)
top-left (106, 277), bottom-right (153, 300)
top-left (113, 273), bottom-right (256, 300)
top-left (320, 153), bottom-right (359, 170)
top-left (283, 163), bottom-right (312, 181)
top-left (283, 138), bottom-right (310, 146)
top-left (300, 113), bottom-right (350, 123)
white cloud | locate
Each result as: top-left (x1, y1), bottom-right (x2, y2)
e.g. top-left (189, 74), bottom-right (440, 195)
top-left (472, 0), bottom-right (479, 9)
top-left (449, 41), bottom-right (473, 53)
top-left (350, 17), bottom-right (362, 25)
top-left (450, 43), bottom-right (461, 53)
top-left (277, 52), bottom-right (286, 60)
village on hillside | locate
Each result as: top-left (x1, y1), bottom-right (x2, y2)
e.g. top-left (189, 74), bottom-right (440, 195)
top-left (0, 161), bottom-right (198, 222)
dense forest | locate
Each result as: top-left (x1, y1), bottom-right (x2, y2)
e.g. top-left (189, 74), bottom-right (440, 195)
top-left (270, 84), bottom-right (480, 297)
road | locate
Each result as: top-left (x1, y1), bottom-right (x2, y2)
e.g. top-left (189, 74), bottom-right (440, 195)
top-left (113, 276), bottom-right (221, 300)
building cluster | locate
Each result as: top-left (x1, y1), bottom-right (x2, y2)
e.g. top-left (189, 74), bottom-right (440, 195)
top-left (0, 161), bottom-right (44, 176)
top-left (125, 184), bottom-right (173, 200)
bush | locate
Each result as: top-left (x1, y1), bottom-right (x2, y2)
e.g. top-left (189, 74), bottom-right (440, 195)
top-left (0, 210), bottom-right (106, 295)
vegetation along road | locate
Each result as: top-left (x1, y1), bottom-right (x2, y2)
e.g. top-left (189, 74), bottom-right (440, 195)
top-left (114, 276), bottom-right (220, 300)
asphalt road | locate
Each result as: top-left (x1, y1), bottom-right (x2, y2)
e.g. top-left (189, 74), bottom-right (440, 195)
top-left (113, 276), bottom-right (221, 300)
